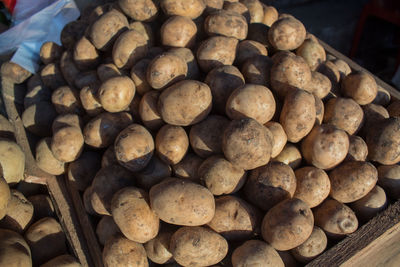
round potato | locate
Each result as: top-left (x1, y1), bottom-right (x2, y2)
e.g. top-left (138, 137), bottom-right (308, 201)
top-left (342, 71), bottom-right (378, 105)
top-left (40, 41), bottom-right (63, 65)
top-left (41, 254), bottom-right (81, 267)
top-left (22, 101), bottom-right (57, 136)
top-left (346, 135), bottom-right (368, 161)
top-left (272, 143), bottom-right (302, 169)
top-left (199, 155), bottom-right (247, 195)
top-left (291, 226), bottom-right (327, 263)
top-left (295, 38), bottom-right (326, 71)
top-left (268, 17), bottom-right (306, 51)
top-left (51, 126), bottom-right (84, 162)
top-left (136, 155), bottom-right (172, 190)
top-left (144, 231), bottom-right (173, 264)
top-left (24, 78), bottom-right (51, 109)
top-left (74, 36), bottom-right (100, 70)
top-left (305, 71), bottom-right (332, 99)
top-left (149, 178), bottom-right (215, 226)
top-left (41, 63), bottom-right (66, 90)
top-left (169, 226), bottom-right (228, 266)
top-left (36, 138), bottom-right (66, 175)
top-left (350, 185), bottom-right (387, 222)
top-left (172, 153), bottom-right (203, 182)
top-left (262, 5), bottom-right (278, 26)
top-left (236, 40), bottom-right (268, 66)
top-left (232, 240), bottom-right (283, 267)
top-left (160, 0), bottom-right (205, 19)
top-left (0, 177), bottom-right (11, 220)
top-left (261, 198), bottom-right (314, 251)
top-left (0, 229), bottom-right (32, 267)
top-left (161, 16), bottom-right (197, 47)
top-left (96, 216), bottom-right (121, 246)
top-left (52, 86), bottom-right (83, 115)
top-left (67, 151), bottom-right (101, 191)
top-left (129, 21), bottom-right (154, 46)
top-left (0, 140), bottom-right (25, 183)
top-left (103, 235), bottom-right (148, 267)
top-left (265, 121), bottom-right (287, 158)
top-left (168, 47), bottom-right (201, 80)
top-left (131, 58), bottom-right (152, 95)
top-left (223, 118), bottom-right (274, 170)
top-left (98, 76), bottom-right (135, 113)
top-left (156, 125), bottom-right (189, 165)
top-left (118, 0), bottom-right (158, 21)
top-left (241, 55), bottom-right (274, 86)
top-left (204, 10), bottom-right (248, 40)
top-left (158, 80), bottom-right (212, 126)
top-left (377, 164), bottom-right (400, 199)
top-left (52, 113), bottom-right (82, 132)
top-left (244, 161), bottom-right (296, 211)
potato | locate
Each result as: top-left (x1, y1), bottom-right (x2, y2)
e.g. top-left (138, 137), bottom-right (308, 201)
top-left (97, 63), bottom-right (121, 83)
top-left (197, 36), bottom-right (238, 72)
top-left (189, 115), bottom-right (229, 158)
top-left (235, 40), bottom-right (268, 66)
top-left (293, 167), bottom-right (330, 208)
top-left (52, 86), bottom-right (83, 115)
top-left (360, 103), bottom-right (389, 137)
top-left (89, 10), bottom-right (129, 51)
top-left (130, 59), bottom-right (152, 96)
top-left (350, 185), bottom-right (387, 222)
top-left (111, 187), bottom-right (159, 243)
top-left (83, 112), bottom-right (132, 148)
top-left (51, 126), bottom-right (84, 162)
top-left (82, 186), bottom-right (97, 216)
top-left (377, 164), bottom-right (400, 199)
top-left (136, 156), bottom-right (172, 190)
top-left (160, 0), bottom-right (206, 19)
top-left (204, 10), bottom-right (247, 40)
top-left (52, 113), bottom-right (82, 132)
top-left (91, 165), bottom-right (135, 216)
top-left (155, 125), bottom-right (188, 165)
top-left (41, 63), bottom-right (66, 90)
top-left (24, 79), bottom-right (50, 109)
top-left (114, 124), bottom-right (154, 172)
top-left (36, 138), bottom-right (65, 175)
top-left (268, 17), bottom-right (306, 51)
top-left (144, 231), bottom-right (173, 264)
top-left (387, 100), bottom-right (400, 117)
top-left (67, 151), bottom-right (101, 191)
top-left (40, 41), bottom-right (63, 65)
top-left (331, 59), bottom-right (351, 79)
top-left (101, 146), bottom-right (119, 168)
top-left (169, 226), bottom-right (228, 266)
top-left (366, 117), bottom-right (400, 165)
top-left (103, 235), bottom-right (148, 267)
top-left (80, 84), bottom-right (103, 116)
top-left (240, 0), bottom-right (264, 23)
top-left (173, 153), bottom-right (203, 182)
top-left (232, 240), bottom-right (283, 267)
top-left (265, 121), bottom-right (287, 158)
top-left (373, 86), bottom-right (391, 106)
top-left (118, 0), bottom-right (158, 21)
top-left (0, 177), bottom-right (10, 220)
top-left (138, 91), bottom-right (163, 130)
top-left (24, 217), bottom-right (66, 265)
top-left (161, 16), bottom-right (197, 47)
top-left (305, 71), bottom-right (331, 99)
top-left (261, 198), bottom-right (314, 251)
top-left (0, 229), bottom-right (32, 267)
top-left (74, 71), bottom-right (98, 89)
top-left (223, 118), bottom-right (273, 170)
top-left (262, 5), bottom-right (278, 26)
top-left (158, 80), bottom-right (212, 126)
top-left (270, 52), bottom-right (312, 99)
top-left (98, 76), bottom-right (135, 113)
top-left (41, 255), bottom-right (81, 267)
top-left (314, 199), bottom-right (358, 237)
top-left (204, 0), bottom-right (224, 14)
top-left (129, 21), bottom-right (154, 46)
top-left (244, 162), bottom-right (296, 211)
top-left (223, 2), bottom-right (250, 23)
top-left (73, 36), bottom-right (100, 70)
top-left (60, 51), bottom-right (80, 87)
top-left (60, 20), bottom-right (87, 50)
top-left (199, 155), bottom-right (247, 195)
top-left (291, 226), bottom-right (327, 263)
top-left (273, 143), bottom-right (302, 169)
top-left (112, 29), bottom-right (149, 69)
top-left (346, 135), bottom-right (368, 161)
top-left (295, 39), bottom-right (326, 71)
top-left (316, 61), bottom-right (341, 95)
top-left (313, 95), bottom-right (324, 125)
top-left (301, 124), bottom-right (349, 169)
top-left (277, 251), bottom-right (299, 267)
top-left (149, 178), bottom-right (215, 226)
top-left (342, 71), bottom-right (378, 105)
top-left (0, 140), bottom-right (25, 183)
top-left (27, 194), bottom-right (55, 221)
top-left (129, 91), bottom-right (142, 121)
top-left (147, 53), bottom-right (188, 90)
top-left (204, 65), bottom-right (245, 114)
top-left (207, 195), bottom-right (261, 240)
top-left (168, 47), bottom-right (201, 80)
top-left (96, 216), bottom-right (121, 246)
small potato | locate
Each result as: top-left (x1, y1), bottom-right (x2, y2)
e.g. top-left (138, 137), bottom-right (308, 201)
top-left (223, 118), bottom-right (273, 170)
top-left (52, 113), bottom-right (82, 132)
top-left (27, 194), bottom-right (55, 221)
top-left (156, 125), bottom-right (189, 165)
top-left (147, 53), bottom-right (188, 90)
top-left (168, 47), bottom-right (201, 80)
top-left (97, 63), bottom-right (121, 82)
top-left (129, 21), bottom-right (154, 46)
top-left (36, 138), bottom-right (66, 175)
top-left (387, 100), bottom-right (400, 117)
top-left (291, 226), bottom-right (327, 263)
top-left (262, 5), bottom-right (279, 26)
top-left (136, 156), bottom-right (172, 190)
top-left (40, 41), bottom-right (63, 65)
top-left (189, 115), bottom-right (229, 158)
top-left (0, 140), bottom-right (25, 183)
top-left (314, 199), bottom-right (358, 237)
top-left (161, 0), bottom-right (206, 19)
top-left (223, 2), bottom-right (250, 23)
top-left (268, 17), bottom-right (306, 51)
top-left (316, 61), bottom-right (341, 95)
top-left (169, 226), bottom-right (228, 266)
top-left (346, 135), bottom-right (368, 161)
top-left (67, 151), bottom-right (101, 191)
top-left (0, 229), bottom-right (32, 267)
top-left (149, 178), bottom-right (215, 226)
top-left (52, 86), bottom-right (83, 115)
top-left (0, 190), bottom-right (33, 233)
top-left (51, 126), bottom-right (84, 162)
top-left (350, 185), bottom-right (387, 222)
top-left (103, 235), bottom-right (148, 267)
top-left (111, 187), bottom-right (159, 243)
top-left (301, 124), bottom-right (349, 170)
top-left (207, 195), bottom-right (261, 240)
top-left (305, 71), bottom-right (331, 99)
top-left (89, 10), bottom-right (129, 51)
top-left (236, 40), bottom-right (268, 66)
top-left (24, 79), bottom-right (51, 109)
top-left (139, 91), bottom-right (164, 130)
top-left (373, 86), bottom-right (391, 106)
top-left (161, 16), bottom-right (197, 47)
top-left (244, 162), bottom-right (296, 211)
top-left (118, 0), bottom-right (159, 21)
top-left (73, 36), bottom-right (100, 70)
top-left (197, 36), bottom-right (238, 72)
top-left (60, 51), bottom-right (80, 87)
top-left (232, 240), bottom-right (284, 267)
top-left (280, 89), bottom-right (316, 143)
top-left (41, 255), bottom-right (81, 267)
top-left (0, 177), bottom-right (10, 220)
top-left (173, 153), bottom-right (203, 182)
top-left (295, 39), bottom-right (326, 71)
top-left (377, 164), bottom-right (400, 199)
top-left (240, 0), bottom-right (264, 23)
top-left (204, 65), bottom-right (245, 114)
top-left (96, 216), bottom-right (121, 246)
top-left (199, 155), bottom-right (247, 195)
top-left (332, 59), bottom-right (351, 78)
top-left (80, 83), bottom-right (103, 116)
top-left (60, 20), bottom-right (87, 50)
top-left (204, 10), bottom-right (248, 40)
top-left (83, 112), bottom-right (132, 148)
top-left (293, 167), bottom-right (330, 208)
top-left (41, 63), bottom-right (66, 90)
top-left (342, 71), bottom-right (378, 105)
top-left (144, 231), bottom-right (173, 264)
top-left (25, 217), bottom-right (67, 265)
top-left (265, 121), bottom-right (287, 158)
top-left (98, 76), bottom-right (135, 113)
top-left (261, 198), bottom-right (314, 251)
top-left (112, 29), bottom-right (149, 69)
top-left (114, 124), bottom-right (154, 172)
top-left (158, 80), bottom-right (212, 126)
top-left (130, 59), bottom-right (152, 95)
top-left (273, 143), bottom-right (302, 169)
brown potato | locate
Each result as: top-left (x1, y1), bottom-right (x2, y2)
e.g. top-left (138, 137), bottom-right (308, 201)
top-left (277, 251), bottom-right (299, 267)
top-left (149, 178), bottom-right (215, 226)
top-left (161, 16), bottom-right (197, 47)
top-left (74, 71), bottom-right (98, 89)
top-left (291, 226), bottom-right (327, 263)
top-left (139, 91), bottom-right (164, 130)
top-left (387, 100), bottom-right (400, 117)
top-left (156, 125), bottom-right (189, 165)
top-left (189, 115), bottom-right (229, 158)
top-left (96, 216), bottom-right (121, 246)
top-left (314, 94), bottom-right (324, 125)
top-left (265, 121), bottom-right (287, 158)
top-left (332, 59), bottom-right (351, 79)
top-left (0, 177), bottom-right (10, 220)
top-left (169, 226), bottom-right (228, 266)
top-left (27, 194), bottom-right (55, 221)
top-left (168, 47), bottom-right (201, 80)
top-left (242, 55), bottom-right (273, 86)
top-left (97, 63), bottom-right (121, 82)
top-left (131, 58), bottom-right (152, 95)
top-left (293, 167), bottom-right (330, 208)
top-left (101, 146), bottom-right (119, 168)
top-left (36, 138), bottom-right (65, 175)
top-left (41, 63), bottom-right (66, 90)
top-left (67, 151), bottom-right (101, 191)
top-left (262, 5), bottom-right (278, 26)
top-left (136, 156), bottom-right (172, 190)
top-left (60, 50), bottom-right (80, 87)
top-left (204, 0), bottom-right (224, 14)
top-left (118, 0), bottom-right (158, 21)
top-left (0, 140), bottom-right (25, 183)
top-left (98, 76), bottom-right (135, 113)
top-left (112, 30), bottom-right (148, 69)
top-left (373, 86), bottom-right (391, 106)
top-left (232, 239), bottom-right (284, 267)
top-left (346, 135), bottom-right (368, 161)
top-left (0, 190), bottom-right (33, 233)
top-left (158, 80), bottom-right (212, 126)
top-left (314, 199), bottom-right (358, 237)
top-left (52, 113), bottom-right (82, 132)
top-left (223, 2), bottom-right (250, 23)
top-left (204, 10), bottom-right (248, 40)
top-left (360, 103), bottom-right (389, 137)
top-left (144, 231), bottom-right (173, 264)
top-left (261, 198), bottom-right (314, 251)
top-left (0, 229), bottom-right (32, 267)
top-left (41, 255), bottom-right (81, 267)
top-left (197, 36), bottom-right (238, 72)
top-left (350, 185), bottom-right (387, 222)
top-left (268, 17), bottom-right (306, 51)
top-left (129, 21), bottom-right (154, 46)
top-left (73, 36), bottom-right (100, 70)
top-left (342, 71), bottom-right (378, 105)
top-left (103, 235), bottom-right (148, 267)
top-left (301, 124), bottom-right (349, 170)
top-left (199, 155), bottom-right (247, 195)
top-left (295, 39), bottom-right (326, 71)
top-left (377, 164), bottom-right (400, 199)
top-left (52, 86), bottom-right (83, 115)
top-left (223, 118), bottom-right (273, 170)
top-left (244, 161), bottom-right (296, 211)
top-left (304, 71), bottom-right (332, 99)
top-left (60, 20), bottom-right (87, 50)
top-left (236, 40), bottom-right (268, 66)
top-left (40, 41), bottom-right (63, 65)
top-left (160, 0), bottom-right (206, 19)
top-left (272, 143), bottom-right (302, 169)
top-left (207, 195), bottom-right (261, 240)
top-left (51, 126), bottom-right (84, 162)
top-left (240, 0), bottom-right (264, 23)
top-left (172, 153), bottom-right (203, 182)
top-left (24, 78), bottom-right (51, 109)
top-left (316, 61), bottom-right (341, 96)
top-left (80, 83), bottom-right (103, 116)
top-left (83, 186), bottom-right (97, 216)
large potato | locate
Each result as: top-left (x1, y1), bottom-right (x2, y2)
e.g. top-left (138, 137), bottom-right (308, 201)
top-left (136, 156), bottom-right (172, 190)
top-left (36, 138), bottom-right (66, 175)
top-left (295, 38), bottom-right (326, 71)
top-left (342, 71), bottom-right (378, 105)
top-left (232, 239), bottom-right (284, 267)
top-left (156, 125), bottom-right (189, 165)
top-left (265, 121), bottom-right (287, 158)
top-left (67, 151), bottom-right (101, 191)
top-left (160, 0), bottom-right (206, 19)
top-left (0, 177), bottom-right (10, 220)
top-left (377, 164), bottom-right (400, 199)
top-left (98, 76), bottom-right (135, 113)
top-left (103, 235), bottom-right (148, 267)
top-left (118, 0), bottom-right (159, 21)
top-left (204, 10), bottom-right (248, 40)
top-left (268, 17), bottom-right (306, 51)
top-left (149, 178), bottom-right (215, 226)
top-left (0, 140), bottom-right (25, 183)
top-left (291, 226), bottom-right (327, 263)
top-left (161, 16), bottom-right (197, 47)
top-left (0, 229), bottom-right (32, 267)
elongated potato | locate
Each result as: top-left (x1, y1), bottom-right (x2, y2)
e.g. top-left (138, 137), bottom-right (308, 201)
top-left (98, 76), bottom-right (135, 113)
top-left (74, 36), bottom-right (100, 70)
top-left (118, 0), bottom-right (159, 21)
top-left (103, 235), bottom-right (148, 267)
top-left (0, 140), bottom-right (25, 183)
top-left (156, 125), bottom-right (189, 165)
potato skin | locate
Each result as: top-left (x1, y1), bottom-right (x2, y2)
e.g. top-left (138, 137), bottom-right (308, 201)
top-left (131, 59), bottom-right (152, 95)
top-left (144, 231), bottom-right (173, 264)
top-left (156, 125), bottom-right (189, 165)
top-left (103, 235), bottom-right (148, 267)
top-left (346, 135), bottom-right (368, 161)
top-left (41, 63), bottom-right (66, 90)
top-left (73, 36), bottom-right (100, 70)
top-left (268, 17), bottom-right (306, 51)
top-left (204, 10), bottom-right (248, 40)
top-left (118, 0), bottom-right (159, 21)
top-left (0, 229), bottom-right (32, 267)
top-left (67, 151), bottom-right (101, 191)
top-left (350, 185), bottom-right (387, 222)
top-left (232, 239), bottom-right (284, 267)
top-left (169, 226), bottom-right (228, 266)
top-left (265, 121), bottom-right (287, 158)
top-left (261, 198), bottom-right (314, 251)
top-left (0, 141), bottom-right (25, 183)
top-left (60, 51), bottom-right (80, 87)
top-left (378, 164), bottom-right (400, 199)
top-left (291, 226), bottom-right (327, 263)
top-left (342, 71), bottom-right (378, 105)
top-left (40, 254), bottom-right (81, 267)
top-left (161, 16), bottom-right (197, 47)
top-left (305, 71), bottom-right (331, 99)
top-left (0, 190), bottom-right (33, 233)
top-left (80, 84), bottom-right (103, 116)
top-left (262, 5), bottom-right (279, 26)
top-left (158, 80), bottom-right (212, 126)
top-left (52, 86), bottom-right (83, 115)
top-left (149, 178), bottom-right (215, 226)
top-left (51, 126), bottom-right (84, 163)
top-left (161, 0), bottom-right (206, 19)
top-left (236, 40), bottom-right (268, 66)
top-left (273, 143), bottom-right (302, 169)
top-left (40, 41), bottom-right (63, 65)
top-left (98, 76), bottom-right (135, 113)
top-left (168, 47), bottom-right (201, 80)
top-left (296, 39), bottom-right (326, 71)
top-left (36, 138), bottom-right (65, 175)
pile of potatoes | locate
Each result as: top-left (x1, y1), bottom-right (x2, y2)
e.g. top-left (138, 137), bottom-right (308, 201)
top-left (11, 0), bottom-right (400, 266)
